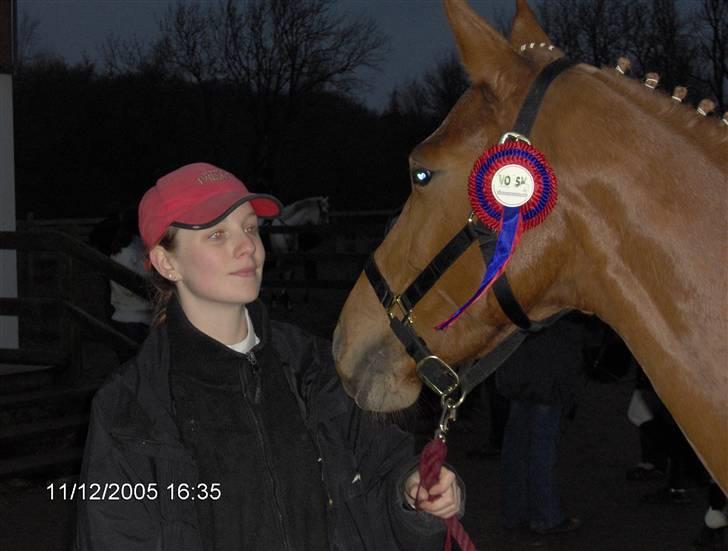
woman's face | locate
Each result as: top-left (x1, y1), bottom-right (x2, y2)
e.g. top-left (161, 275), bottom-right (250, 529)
top-left (164, 202), bottom-right (265, 316)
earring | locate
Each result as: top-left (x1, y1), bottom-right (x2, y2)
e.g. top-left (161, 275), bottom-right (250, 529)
top-left (168, 273), bottom-right (177, 281)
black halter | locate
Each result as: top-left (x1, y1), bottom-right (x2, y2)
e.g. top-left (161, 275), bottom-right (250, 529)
top-left (364, 57), bottom-right (576, 407)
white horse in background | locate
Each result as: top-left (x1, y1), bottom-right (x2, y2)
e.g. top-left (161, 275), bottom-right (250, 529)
top-left (267, 196), bottom-right (330, 309)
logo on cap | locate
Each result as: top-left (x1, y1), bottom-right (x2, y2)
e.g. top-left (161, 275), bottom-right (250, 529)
top-left (196, 169), bottom-right (231, 185)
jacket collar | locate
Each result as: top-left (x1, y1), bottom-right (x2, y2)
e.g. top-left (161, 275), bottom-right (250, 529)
top-left (166, 296), bottom-right (271, 385)
top-left (109, 297), bottom-right (274, 444)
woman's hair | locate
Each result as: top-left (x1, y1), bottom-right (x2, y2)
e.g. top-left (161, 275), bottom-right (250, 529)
top-left (147, 227), bottom-right (179, 326)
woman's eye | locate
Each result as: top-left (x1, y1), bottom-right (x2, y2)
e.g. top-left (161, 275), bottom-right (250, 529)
top-left (411, 167), bottom-right (433, 186)
top-left (244, 225), bottom-right (259, 235)
top-left (208, 230), bottom-right (223, 240)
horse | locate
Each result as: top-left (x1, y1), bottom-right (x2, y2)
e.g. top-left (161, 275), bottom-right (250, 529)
top-left (266, 196), bottom-right (329, 309)
top-left (332, 0), bottom-right (728, 494)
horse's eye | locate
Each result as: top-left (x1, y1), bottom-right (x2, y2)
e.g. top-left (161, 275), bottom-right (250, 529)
top-left (411, 167), bottom-right (433, 186)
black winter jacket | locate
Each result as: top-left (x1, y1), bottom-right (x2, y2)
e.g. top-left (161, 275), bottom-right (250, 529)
top-left (74, 300), bottom-right (446, 551)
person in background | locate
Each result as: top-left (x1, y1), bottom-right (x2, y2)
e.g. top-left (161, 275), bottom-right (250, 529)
top-left (496, 311), bottom-right (594, 536)
top-left (693, 480), bottom-right (727, 549)
top-left (466, 375), bottom-right (509, 459)
top-left (75, 162), bottom-right (462, 551)
top-left (629, 361), bottom-right (708, 505)
top-left (108, 207), bottom-right (152, 354)
top-left (624, 362), bottom-right (668, 481)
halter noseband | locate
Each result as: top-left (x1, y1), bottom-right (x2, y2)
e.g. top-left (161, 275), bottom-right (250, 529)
top-left (364, 57), bottom-right (576, 407)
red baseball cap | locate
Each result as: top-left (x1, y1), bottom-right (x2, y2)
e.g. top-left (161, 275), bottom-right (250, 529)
top-left (138, 162), bottom-right (282, 248)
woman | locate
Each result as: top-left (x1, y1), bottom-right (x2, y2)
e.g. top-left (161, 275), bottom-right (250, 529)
top-left (75, 162), bottom-right (462, 551)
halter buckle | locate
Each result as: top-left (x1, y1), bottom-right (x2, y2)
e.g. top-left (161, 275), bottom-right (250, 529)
top-left (498, 131), bottom-right (531, 145)
top-left (386, 295), bottom-right (413, 325)
top-left (416, 355), bottom-right (462, 400)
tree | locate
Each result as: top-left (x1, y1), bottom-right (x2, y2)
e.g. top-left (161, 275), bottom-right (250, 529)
top-left (422, 53), bottom-right (470, 123)
top-left (99, 34), bottom-right (161, 77)
top-left (154, 2), bottom-right (226, 158)
top-left (629, 0), bottom-right (696, 94)
top-left (387, 52), bottom-right (468, 128)
top-left (218, 0), bottom-right (387, 196)
top-left (16, 12), bottom-right (40, 65)
top-left (156, 2), bottom-right (221, 84)
top-left (538, 0), bottom-right (707, 102)
top-left (694, 0), bottom-right (727, 113)
top-left (538, 0), bottom-right (636, 68)
top-left (149, 0), bottom-right (386, 198)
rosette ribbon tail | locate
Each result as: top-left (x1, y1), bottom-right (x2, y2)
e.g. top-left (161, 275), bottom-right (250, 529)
top-left (436, 207), bottom-right (522, 330)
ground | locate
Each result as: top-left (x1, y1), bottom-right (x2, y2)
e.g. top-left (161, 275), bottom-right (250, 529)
top-left (0, 289), bottom-right (716, 551)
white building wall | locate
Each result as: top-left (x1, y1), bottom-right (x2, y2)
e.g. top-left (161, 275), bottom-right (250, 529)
top-left (0, 73), bottom-right (18, 348)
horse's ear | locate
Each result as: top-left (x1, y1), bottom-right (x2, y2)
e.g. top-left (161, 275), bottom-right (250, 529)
top-left (443, 0), bottom-right (528, 96)
top-left (509, 0), bottom-right (553, 50)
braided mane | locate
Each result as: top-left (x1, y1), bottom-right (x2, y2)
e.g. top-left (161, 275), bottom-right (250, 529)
top-left (593, 66), bottom-right (727, 151)
top-left (517, 42), bottom-right (726, 152)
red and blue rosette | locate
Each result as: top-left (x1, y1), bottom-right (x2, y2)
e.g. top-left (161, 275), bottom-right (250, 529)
top-left (436, 139), bottom-right (558, 330)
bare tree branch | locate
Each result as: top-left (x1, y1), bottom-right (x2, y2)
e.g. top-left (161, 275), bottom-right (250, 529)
top-left (16, 11), bottom-right (40, 65)
top-left (99, 34), bottom-right (154, 76)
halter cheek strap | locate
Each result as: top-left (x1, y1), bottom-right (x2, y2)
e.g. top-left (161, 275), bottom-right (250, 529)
top-left (512, 57), bottom-right (577, 136)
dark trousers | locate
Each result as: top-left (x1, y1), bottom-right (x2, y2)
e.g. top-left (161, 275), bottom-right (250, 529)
top-left (640, 391), bottom-right (706, 489)
top-left (501, 399), bottom-right (563, 530)
top-left (485, 376), bottom-right (509, 449)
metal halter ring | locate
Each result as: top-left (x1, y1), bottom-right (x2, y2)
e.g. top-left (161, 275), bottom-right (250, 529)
top-left (435, 388), bottom-right (466, 440)
top-left (441, 386), bottom-right (467, 410)
top-left (386, 295), bottom-right (413, 325)
top-left (415, 355), bottom-right (465, 406)
top-left (499, 131), bottom-right (532, 145)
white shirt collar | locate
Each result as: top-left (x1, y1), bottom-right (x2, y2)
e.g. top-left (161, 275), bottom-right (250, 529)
top-left (227, 307), bottom-right (260, 354)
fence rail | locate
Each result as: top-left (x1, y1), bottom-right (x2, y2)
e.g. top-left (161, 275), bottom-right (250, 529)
top-left (0, 230), bottom-right (148, 297)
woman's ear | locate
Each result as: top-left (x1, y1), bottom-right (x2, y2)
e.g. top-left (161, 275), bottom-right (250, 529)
top-left (149, 245), bottom-right (179, 281)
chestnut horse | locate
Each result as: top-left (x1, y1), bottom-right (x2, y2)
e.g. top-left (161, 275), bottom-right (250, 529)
top-left (333, 0), bottom-right (727, 493)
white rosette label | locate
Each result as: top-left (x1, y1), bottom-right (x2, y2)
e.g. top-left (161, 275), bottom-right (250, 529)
top-left (490, 164), bottom-right (535, 207)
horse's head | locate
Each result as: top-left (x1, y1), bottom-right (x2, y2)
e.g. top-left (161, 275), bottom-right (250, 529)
top-left (332, 0), bottom-right (584, 411)
top-left (279, 196), bottom-right (330, 226)
top-left (340, 0), bottom-right (728, 491)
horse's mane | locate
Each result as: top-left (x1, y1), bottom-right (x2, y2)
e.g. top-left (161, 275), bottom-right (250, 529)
top-left (518, 43), bottom-right (726, 155)
top-left (590, 65), bottom-right (728, 154)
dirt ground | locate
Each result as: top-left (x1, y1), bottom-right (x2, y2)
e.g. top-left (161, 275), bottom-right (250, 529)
top-left (0, 289), bottom-right (717, 551)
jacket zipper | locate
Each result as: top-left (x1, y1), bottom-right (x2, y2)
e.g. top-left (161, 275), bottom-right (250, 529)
top-left (240, 351), bottom-right (293, 551)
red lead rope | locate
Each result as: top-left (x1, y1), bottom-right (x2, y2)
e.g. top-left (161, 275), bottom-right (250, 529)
top-left (417, 437), bottom-right (476, 551)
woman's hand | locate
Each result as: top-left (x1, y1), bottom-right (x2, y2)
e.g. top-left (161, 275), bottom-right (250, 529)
top-left (403, 467), bottom-right (462, 519)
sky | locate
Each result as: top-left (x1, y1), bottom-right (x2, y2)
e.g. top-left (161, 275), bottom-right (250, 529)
top-left (18, 0), bottom-right (517, 110)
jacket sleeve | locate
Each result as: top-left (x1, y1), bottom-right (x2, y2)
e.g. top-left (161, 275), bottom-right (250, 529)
top-left (74, 385), bottom-right (163, 551)
top-left (305, 336), bottom-right (452, 550)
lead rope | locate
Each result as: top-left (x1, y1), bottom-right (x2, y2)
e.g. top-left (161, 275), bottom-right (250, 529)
top-left (416, 406), bottom-right (477, 551)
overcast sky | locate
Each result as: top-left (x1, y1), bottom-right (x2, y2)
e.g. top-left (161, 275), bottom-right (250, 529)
top-left (18, 0), bottom-right (517, 110)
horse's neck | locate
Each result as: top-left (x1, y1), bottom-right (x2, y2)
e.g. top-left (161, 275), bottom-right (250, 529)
top-left (568, 138), bottom-right (726, 353)
top-left (554, 125), bottom-right (726, 468)
top-left (554, 79), bottom-right (726, 353)
top-left (555, 122), bottom-right (727, 487)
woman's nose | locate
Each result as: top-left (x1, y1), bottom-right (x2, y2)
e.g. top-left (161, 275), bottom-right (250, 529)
top-left (233, 232), bottom-right (256, 256)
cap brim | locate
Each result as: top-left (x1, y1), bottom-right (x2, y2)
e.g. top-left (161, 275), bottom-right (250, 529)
top-left (171, 192), bottom-right (282, 230)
